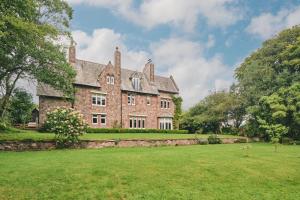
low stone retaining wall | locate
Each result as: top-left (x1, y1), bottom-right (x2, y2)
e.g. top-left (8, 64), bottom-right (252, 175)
top-left (0, 137), bottom-right (253, 151)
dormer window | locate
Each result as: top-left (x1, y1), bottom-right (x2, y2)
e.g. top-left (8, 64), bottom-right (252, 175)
top-left (132, 77), bottom-right (140, 90)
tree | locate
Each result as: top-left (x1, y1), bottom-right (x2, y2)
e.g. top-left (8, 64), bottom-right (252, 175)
top-left (9, 88), bottom-right (35, 125)
top-left (255, 83), bottom-right (300, 140)
top-left (181, 91), bottom-right (245, 134)
top-left (0, 0), bottom-right (76, 119)
top-left (235, 26), bottom-right (300, 137)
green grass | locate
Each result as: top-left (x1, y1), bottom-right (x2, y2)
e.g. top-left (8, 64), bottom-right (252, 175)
top-left (0, 143), bottom-right (299, 199)
top-left (0, 129), bottom-right (242, 141)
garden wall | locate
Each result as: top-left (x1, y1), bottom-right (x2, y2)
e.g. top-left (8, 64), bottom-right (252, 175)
top-left (0, 137), bottom-right (256, 151)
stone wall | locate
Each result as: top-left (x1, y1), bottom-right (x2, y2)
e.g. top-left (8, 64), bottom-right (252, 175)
top-left (0, 137), bottom-right (252, 151)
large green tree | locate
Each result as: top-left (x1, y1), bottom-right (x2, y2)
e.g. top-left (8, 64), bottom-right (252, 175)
top-left (0, 0), bottom-right (76, 119)
top-left (235, 26), bottom-right (300, 138)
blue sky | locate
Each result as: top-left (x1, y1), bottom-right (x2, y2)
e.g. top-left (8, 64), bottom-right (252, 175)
top-left (65, 0), bottom-right (300, 109)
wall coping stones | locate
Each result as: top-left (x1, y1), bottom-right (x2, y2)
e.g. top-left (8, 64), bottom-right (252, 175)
top-left (0, 137), bottom-right (255, 151)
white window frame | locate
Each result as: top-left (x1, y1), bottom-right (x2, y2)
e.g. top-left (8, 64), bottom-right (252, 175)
top-left (159, 118), bottom-right (173, 130)
top-left (110, 76), bottom-right (114, 85)
top-left (106, 76), bottom-right (110, 84)
top-left (132, 77), bottom-right (140, 90)
top-left (129, 116), bottom-right (146, 129)
top-left (100, 114), bottom-right (106, 125)
top-left (128, 94), bottom-right (135, 105)
top-left (92, 114), bottom-right (98, 124)
top-left (92, 94), bottom-right (106, 106)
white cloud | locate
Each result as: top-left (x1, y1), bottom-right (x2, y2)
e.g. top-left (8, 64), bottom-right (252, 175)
top-left (71, 29), bottom-right (233, 109)
top-left (67, 0), bottom-right (242, 31)
top-left (72, 29), bottom-right (149, 70)
top-left (150, 37), bottom-right (233, 109)
top-left (246, 6), bottom-right (300, 39)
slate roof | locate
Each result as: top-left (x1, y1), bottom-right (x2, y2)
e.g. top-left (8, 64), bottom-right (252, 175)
top-left (37, 59), bottom-right (179, 97)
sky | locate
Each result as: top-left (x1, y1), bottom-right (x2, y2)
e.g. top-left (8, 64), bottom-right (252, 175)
top-left (21, 0), bottom-right (300, 110)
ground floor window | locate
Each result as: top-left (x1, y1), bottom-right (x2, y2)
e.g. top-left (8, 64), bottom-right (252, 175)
top-left (129, 116), bottom-right (145, 128)
top-left (159, 118), bottom-right (173, 130)
top-left (92, 114), bottom-right (106, 126)
top-left (92, 114), bottom-right (98, 124)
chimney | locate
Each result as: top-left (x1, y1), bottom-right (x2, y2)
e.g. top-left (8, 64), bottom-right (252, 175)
top-left (114, 46), bottom-right (121, 68)
top-left (114, 47), bottom-right (121, 82)
top-left (143, 59), bottom-right (154, 82)
top-left (69, 40), bottom-right (76, 64)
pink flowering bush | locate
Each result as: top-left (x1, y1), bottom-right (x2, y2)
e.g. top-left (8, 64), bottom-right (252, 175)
top-left (45, 107), bottom-right (87, 146)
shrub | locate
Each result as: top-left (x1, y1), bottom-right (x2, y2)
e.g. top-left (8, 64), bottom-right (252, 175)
top-left (44, 108), bottom-right (87, 146)
top-left (86, 127), bottom-right (188, 134)
top-left (208, 134), bottom-right (222, 144)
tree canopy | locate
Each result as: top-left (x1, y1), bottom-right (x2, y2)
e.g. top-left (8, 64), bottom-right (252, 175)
top-left (0, 0), bottom-right (76, 119)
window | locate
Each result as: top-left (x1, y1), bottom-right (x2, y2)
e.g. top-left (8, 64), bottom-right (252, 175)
top-left (146, 96), bottom-right (151, 105)
top-left (92, 115), bottom-right (98, 124)
top-left (128, 94), bottom-right (135, 105)
top-left (159, 118), bottom-right (173, 130)
top-left (107, 75), bottom-right (115, 85)
top-left (132, 77), bottom-right (140, 90)
top-left (129, 116), bottom-right (146, 128)
top-left (111, 76), bottom-right (114, 85)
top-left (100, 115), bottom-right (106, 125)
top-left (92, 94), bottom-right (106, 106)
top-left (160, 99), bottom-right (171, 109)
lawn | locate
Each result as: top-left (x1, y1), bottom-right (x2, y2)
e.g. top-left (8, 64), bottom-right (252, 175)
top-left (0, 144), bottom-right (299, 200)
top-left (0, 129), bottom-right (242, 141)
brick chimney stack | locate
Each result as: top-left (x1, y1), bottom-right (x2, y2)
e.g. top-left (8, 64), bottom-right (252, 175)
top-left (143, 59), bottom-right (154, 82)
top-left (114, 46), bottom-right (121, 83)
top-left (69, 39), bottom-right (76, 64)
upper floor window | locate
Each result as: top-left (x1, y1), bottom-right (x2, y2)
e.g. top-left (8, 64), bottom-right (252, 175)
top-left (106, 75), bottom-right (115, 85)
top-left (160, 99), bottom-right (170, 109)
top-left (128, 94), bottom-right (135, 105)
top-left (132, 77), bottom-right (141, 90)
top-left (92, 94), bottom-right (106, 106)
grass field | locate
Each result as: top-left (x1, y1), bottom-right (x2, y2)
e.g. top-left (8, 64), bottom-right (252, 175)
top-left (0, 143), bottom-right (299, 200)
top-left (0, 129), bottom-right (242, 141)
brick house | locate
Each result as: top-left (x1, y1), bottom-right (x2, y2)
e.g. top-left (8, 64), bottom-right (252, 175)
top-left (37, 44), bottom-right (179, 129)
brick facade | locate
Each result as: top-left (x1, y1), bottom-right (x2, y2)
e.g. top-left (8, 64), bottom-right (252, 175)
top-left (38, 46), bottom-right (179, 129)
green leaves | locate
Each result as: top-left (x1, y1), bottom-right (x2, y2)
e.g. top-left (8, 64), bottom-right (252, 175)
top-left (0, 0), bottom-right (75, 116)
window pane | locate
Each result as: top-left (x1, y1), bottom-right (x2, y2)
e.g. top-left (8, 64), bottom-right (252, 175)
top-left (92, 115), bottom-right (98, 124)
top-left (167, 101), bottom-right (170, 108)
top-left (161, 101), bottom-right (163, 108)
top-left (164, 101), bottom-right (167, 108)
top-left (102, 98), bottom-right (106, 106)
top-left (111, 77), bottom-right (114, 84)
top-left (134, 119), bottom-right (136, 128)
top-left (132, 95), bottom-right (135, 105)
top-left (92, 96), bottom-right (96, 105)
top-left (130, 119), bottom-right (132, 128)
top-left (142, 119), bottom-right (145, 128)
top-left (97, 97), bottom-right (101, 105)
top-left (107, 76), bottom-right (110, 83)
top-left (101, 115), bottom-right (106, 124)
top-left (128, 95), bottom-right (131, 104)
top-left (138, 119), bottom-right (141, 128)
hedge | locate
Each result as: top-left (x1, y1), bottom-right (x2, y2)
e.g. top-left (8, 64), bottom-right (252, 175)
top-left (86, 128), bottom-right (189, 134)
